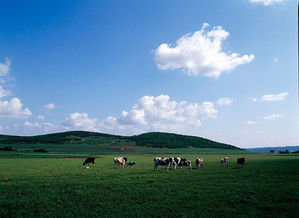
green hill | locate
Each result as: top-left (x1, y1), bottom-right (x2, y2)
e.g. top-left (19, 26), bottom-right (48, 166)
top-left (131, 132), bottom-right (237, 149)
top-left (0, 131), bottom-right (239, 150)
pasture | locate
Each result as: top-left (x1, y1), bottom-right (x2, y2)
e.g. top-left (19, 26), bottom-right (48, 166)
top-left (0, 152), bottom-right (298, 218)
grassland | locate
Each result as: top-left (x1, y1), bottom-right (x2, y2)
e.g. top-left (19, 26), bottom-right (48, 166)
top-left (0, 151), bottom-right (298, 218)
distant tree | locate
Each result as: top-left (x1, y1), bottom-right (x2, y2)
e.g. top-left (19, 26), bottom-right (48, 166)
top-left (279, 150), bottom-right (290, 154)
top-left (0, 146), bottom-right (14, 151)
top-left (33, 148), bottom-right (48, 153)
top-left (270, 150), bottom-right (275, 153)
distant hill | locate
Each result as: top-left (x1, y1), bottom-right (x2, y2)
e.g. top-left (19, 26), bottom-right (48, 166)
top-left (0, 131), bottom-right (239, 149)
top-left (131, 132), bottom-right (237, 149)
top-left (246, 146), bottom-right (299, 153)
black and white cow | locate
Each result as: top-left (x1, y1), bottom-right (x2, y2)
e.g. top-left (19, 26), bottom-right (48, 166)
top-left (153, 157), bottom-right (177, 170)
top-left (125, 162), bottom-right (136, 168)
top-left (179, 158), bottom-right (192, 169)
top-left (220, 157), bottom-right (230, 168)
top-left (83, 157), bottom-right (95, 166)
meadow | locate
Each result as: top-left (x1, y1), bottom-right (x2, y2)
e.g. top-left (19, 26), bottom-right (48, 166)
top-left (0, 151), bottom-right (298, 218)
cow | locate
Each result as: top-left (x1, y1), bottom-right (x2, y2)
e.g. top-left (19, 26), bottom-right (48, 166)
top-left (196, 157), bottom-right (204, 169)
top-left (184, 160), bottom-right (192, 169)
top-left (113, 157), bottom-right (128, 168)
top-left (175, 157), bottom-right (191, 169)
top-left (125, 162), bottom-right (136, 168)
top-left (220, 157), bottom-right (229, 168)
top-left (154, 157), bottom-right (176, 170)
top-left (237, 158), bottom-right (245, 168)
top-left (83, 165), bottom-right (90, 170)
top-left (174, 157), bottom-right (182, 166)
top-left (83, 157), bottom-right (95, 166)
top-left (168, 157), bottom-right (177, 170)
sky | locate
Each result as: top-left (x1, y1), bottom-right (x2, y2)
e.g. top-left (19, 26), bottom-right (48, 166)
top-left (0, 0), bottom-right (297, 148)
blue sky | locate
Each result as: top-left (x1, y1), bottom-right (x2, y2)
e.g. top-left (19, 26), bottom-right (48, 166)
top-left (0, 0), bottom-right (297, 148)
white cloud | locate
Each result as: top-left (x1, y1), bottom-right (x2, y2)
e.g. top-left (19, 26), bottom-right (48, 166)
top-left (0, 58), bottom-right (32, 120)
top-left (262, 114), bottom-right (283, 120)
top-left (216, 97), bottom-right (233, 105)
top-left (64, 112), bottom-right (98, 131)
top-left (45, 103), bottom-right (55, 109)
top-left (62, 95), bottom-right (218, 134)
top-left (273, 57), bottom-right (279, 63)
top-left (0, 85), bottom-right (10, 98)
top-left (249, 0), bottom-right (286, 6)
top-left (0, 58), bottom-right (11, 98)
top-left (0, 98), bottom-right (32, 118)
top-left (24, 121), bottom-right (40, 128)
top-left (260, 92), bottom-right (289, 102)
top-left (249, 97), bottom-right (257, 103)
top-left (103, 95), bottom-right (217, 133)
top-left (154, 23), bottom-right (254, 78)
top-left (245, 120), bottom-right (259, 125)
top-left (37, 115), bottom-right (45, 121)
top-left (23, 121), bottom-right (60, 133)
top-left (0, 58), bottom-right (11, 76)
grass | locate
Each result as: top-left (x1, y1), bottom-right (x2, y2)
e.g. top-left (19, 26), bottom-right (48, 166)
top-left (0, 152), bottom-right (298, 217)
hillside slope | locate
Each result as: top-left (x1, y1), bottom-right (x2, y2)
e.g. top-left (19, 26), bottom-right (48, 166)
top-left (0, 131), bottom-right (239, 149)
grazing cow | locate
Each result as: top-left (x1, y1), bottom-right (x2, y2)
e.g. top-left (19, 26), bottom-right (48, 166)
top-left (220, 157), bottom-right (230, 168)
top-left (125, 162), bottom-right (136, 168)
top-left (83, 165), bottom-right (90, 170)
top-left (177, 158), bottom-right (192, 169)
top-left (154, 157), bottom-right (166, 170)
top-left (168, 157), bottom-right (177, 170)
top-left (113, 157), bottom-right (128, 168)
top-left (83, 157), bottom-right (96, 166)
top-left (174, 157), bottom-right (182, 166)
top-left (237, 158), bottom-right (245, 168)
top-left (196, 157), bottom-right (204, 169)
top-left (154, 157), bottom-right (174, 170)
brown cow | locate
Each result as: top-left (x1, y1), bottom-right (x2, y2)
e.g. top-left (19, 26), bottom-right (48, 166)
top-left (196, 157), bottom-right (204, 168)
top-left (113, 157), bottom-right (128, 168)
top-left (237, 158), bottom-right (245, 168)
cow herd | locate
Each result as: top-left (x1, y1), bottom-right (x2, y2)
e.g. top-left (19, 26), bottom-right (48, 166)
top-left (82, 156), bottom-right (246, 170)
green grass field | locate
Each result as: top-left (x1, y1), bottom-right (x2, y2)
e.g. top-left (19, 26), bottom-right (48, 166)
top-left (0, 152), bottom-right (298, 218)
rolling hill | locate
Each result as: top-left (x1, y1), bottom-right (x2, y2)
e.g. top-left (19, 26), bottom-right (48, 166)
top-left (0, 131), bottom-right (239, 150)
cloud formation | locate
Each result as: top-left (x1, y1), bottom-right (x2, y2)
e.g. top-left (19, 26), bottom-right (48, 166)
top-left (64, 112), bottom-right (98, 131)
top-left (0, 58), bottom-right (11, 76)
top-left (37, 115), bottom-right (45, 121)
top-left (45, 103), bottom-right (55, 109)
top-left (62, 95), bottom-right (218, 134)
top-left (0, 98), bottom-right (32, 118)
top-left (23, 121), bottom-right (60, 132)
top-left (245, 120), bottom-right (259, 125)
top-left (262, 114), bottom-right (283, 120)
top-left (249, 0), bottom-right (286, 6)
top-left (260, 92), bottom-right (289, 102)
top-left (216, 97), bottom-right (233, 105)
top-left (0, 86), bottom-right (10, 98)
top-left (154, 23), bottom-right (254, 78)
